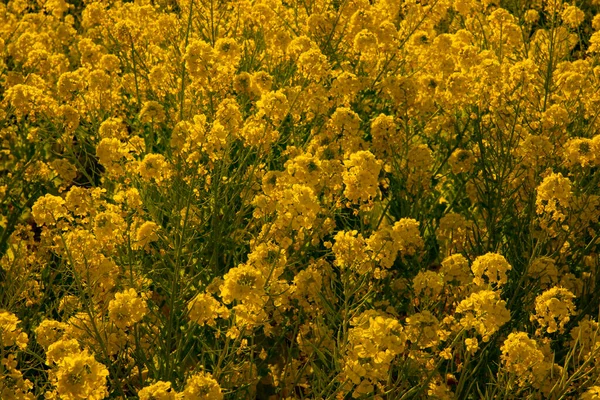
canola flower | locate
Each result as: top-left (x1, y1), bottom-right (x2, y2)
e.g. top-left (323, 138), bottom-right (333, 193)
top-left (54, 350), bottom-right (110, 400)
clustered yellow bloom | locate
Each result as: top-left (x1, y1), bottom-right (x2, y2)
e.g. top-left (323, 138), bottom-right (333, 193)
top-left (0, 311), bottom-right (28, 350)
top-left (413, 270), bottom-right (444, 299)
top-left (220, 264), bottom-right (266, 305)
top-left (536, 172), bottom-right (572, 223)
top-left (405, 311), bottom-right (440, 349)
top-left (138, 381), bottom-right (177, 400)
top-left (500, 332), bottom-right (547, 387)
top-left (332, 230), bottom-right (371, 274)
top-left (448, 149), bottom-right (475, 174)
top-left (46, 339), bottom-right (82, 366)
top-left (582, 386), bottom-right (600, 400)
top-left (392, 218), bottom-right (425, 257)
top-left (139, 101), bottom-right (166, 124)
top-left (1, 355), bottom-right (35, 400)
top-left (108, 288), bottom-right (149, 330)
top-left (96, 138), bottom-right (131, 177)
top-left (471, 252), bottom-right (512, 287)
top-left (135, 221), bottom-right (160, 249)
top-left (31, 194), bottom-right (68, 226)
top-left (187, 293), bottom-right (229, 327)
top-left (342, 150), bottom-right (382, 207)
top-left (436, 213), bottom-right (472, 254)
top-left (440, 254), bottom-right (471, 286)
top-left (571, 317), bottom-right (600, 358)
top-left (54, 350), bottom-right (109, 400)
top-left (456, 290), bottom-right (511, 342)
top-left (531, 286), bottom-right (576, 334)
top-left (180, 371), bottom-right (224, 400)
top-left (563, 137), bottom-right (600, 168)
top-left (464, 337), bottom-right (479, 355)
top-left (139, 153), bottom-right (172, 184)
top-left (561, 5), bottom-right (585, 29)
top-left (342, 311), bottom-right (407, 398)
top-left (35, 319), bottom-right (69, 349)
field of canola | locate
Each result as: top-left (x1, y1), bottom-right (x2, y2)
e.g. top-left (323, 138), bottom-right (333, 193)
top-left (2, 0), bottom-right (600, 398)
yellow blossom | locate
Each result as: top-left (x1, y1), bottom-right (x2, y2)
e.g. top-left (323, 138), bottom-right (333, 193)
top-left (138, 381), bottom-right (177, 400)
top-left (471, 253), bottom-right (512, 287)
top-left (180, 371), bottom-right (223, 400)
top-left (531, 286), bottom-right (576, 334)
top-left (108, 288), bottom-right (149, 330)
top-left (54, 350), bottom-right (109, 400)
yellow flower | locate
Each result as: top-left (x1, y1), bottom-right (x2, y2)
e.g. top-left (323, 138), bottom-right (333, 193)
top-left (185, 39), bottom-right (215, 82)
top-left (332, 230), bottom-right (372, 274)
top-left (31, 194), bottom-right (67, 226)
top-left (65, 187), bottom-right (95, 216)
top-left (582, 386), bottom-right (600, 400)
top-left (366, 224), bottom-right (398, 271)
top-left (440, 254), bottom-right (471, 286)
top-left (570, 317), bottom-right (600, 357)
top-left (405, 144), bottom-right (434, 193)
top-left (527, 257), bottom-right (559, 288)
top-left (98, 117), bottom-right (128, 140)
top-left (0, 311), bottom-right (28, 350)
top-left (215, 38), bottom-right (241, 65)
top-left (561, 5), bottom-right (585, 29)
top-left (536, 172), bottom-right (572, 223)
top-left (370, 113), bottom-right (399, 158)
top-left (342, 150), bottom-right (382, 206)
top-left (437, 213), bottom-right (472, 253)
top-left (465, 337), bottom-right (479, 355)
top-left (413, 270), bottom-right (444, 299)
top-left (256, 90), bottom-right (289, 125)
top-left (392, 218), bottom-right (424, 257)
top-left (405, 311), bottom-right (440, 349)
top-left (291, 262), bottom-right (327, 308)
top-left (3, 83), bottom-right (46, 118)
top-left (297, 48), bottom-right (330, 81)
top-left (55, 350), bottom-right (109, 400)
top-left (46, 339), bottom-right (82, 366)
top-left (274, 184), bottom-right (321, 232)
top-left (563, 138), bottom-right (598, 168)
top-left (500, 332), bottom-right (545, 386)
top-left (187, 293), bottom-right (229, 326)
top-left (524, 9), bottom-right (539, 24)
top-left (138, 381), bottom-right (177, 400)
top-left (531, 286), bottom-right (576, 334)
top-left (108, 288), bottom-right (149, 330)
top-left (135, 221), bottom-right (160, 249)
top-left (138, 153), bottom-right (171, 184)
top-left (96, 138), bottom-right (129, 177)
top-left (456, 290), bottom-right (510, 342)
top-left (343, 310), bottom-right (406, 393)
top-left (471, 253), bottom-right (512, 287)
top-left (448, 149), bottom-right (475, 174)
top-left (220, 264), bottom-right (266, 305)
top-left (180, 371), bottom-right (223, 400)
top-left (0, 354), bottom-right (35, 399)
top-left (35, 319), bottom-right (69, 350)
top-left (139, 100), bottom-right (166, 123)
top-left (93, 210), bottom-right (126, 244)
top-left (215, 98), bottom-right (243, 133)
top-left (50, 159), bottom-right (77, 183)
top-left (353, 29), bottom-right (378, 54)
